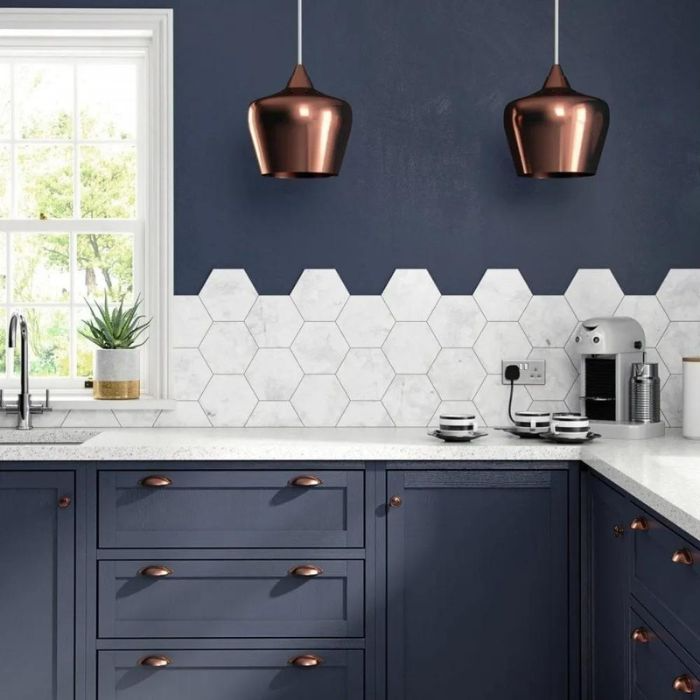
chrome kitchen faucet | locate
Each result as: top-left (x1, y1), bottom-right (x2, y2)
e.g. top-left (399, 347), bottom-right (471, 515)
top-left (1, 312), bottom-right (51, 429)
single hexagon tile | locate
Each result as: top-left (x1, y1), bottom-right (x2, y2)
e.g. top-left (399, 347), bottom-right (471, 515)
top-left (528, 400), bottom-right (568, 414)
top-left (155, 401), bottom-right (212, 427)
top-left (428, 348), bottom-right (486, 401)
top-left (382, 322), bottom-right (440, 374)
top-left (520, 296), bottom-right (577, 348)
top-left (291, 322), bottom-right (349, 373)
top-left (473, 375), bottom-right (531, 427)
top-left (564, 269), bottom-right (623, 320)
top-left (428, 296), bottom-right (486, 347)
top-left (337, 349), bottom-right (395, 400)
top-left (657, 270), bottom-right (700, 321)
top-left (172, 296), bottom-right (211, 348)
top-left (382, 269), bottom-right (441, 321)
top-left (63, 410), bottom-right (120, 428)
top-left (245, 349), bottom-right (303, 400)
top-left (171, 349), bottom-right (212, 400)
top-left (382, 375), bottom-right (440, 426)
top-left (337, 296), bottom-right (395, 347)
top-left (660, 374), bottom-right (683, 428)
top-left (245, 296), bottom-right (303, 347)
top-left (200, 375), bottom-right (257, 427)
top-left (200, 323), bottom-right (257, 374)
top-left (199, 269), bottom-right (257, 321)
top-left (292, 376), bottom-right (349, 426)
top-left (527, 348), bottom-right (577, 401)
top-left (473, 322), bottom-right (532, 374)
top-left (246, 402), bottom-right (302, 427)
top-left (657, 323), bottom-right (700, 374)
top-left (614, 296), bottom-right (669, 347)
top-left (290, 269), bottom-right (350, 321)
top-left (338, 401), bottom-right (394, 427)
top-left (429, 401), bottom-right (485, 428)
top-left (115, 410), bottom-right (161, 428)
top-left (473, 269), bottom-right (532, 321)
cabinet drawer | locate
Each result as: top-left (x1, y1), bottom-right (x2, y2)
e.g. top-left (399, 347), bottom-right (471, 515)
top-left (98, 470), bottom-right (364, 548)
top-left (98, 559), bottom-right (364, 638)
top-left (631, 608), bottom-right (700, 699)
top-left (631, 508), bottom-right (700, 658)
top-left (98, 649), bottom-right (364, 700)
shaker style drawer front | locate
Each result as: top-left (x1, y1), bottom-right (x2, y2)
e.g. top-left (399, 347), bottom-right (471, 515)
top-left (98, 649), bottom-right (364, 700)
top-left (631, 509), bottom-right (700, 657)
top-left (98, 559), bottom-right (364, 638)
top-left (631, 608), bottom-right (700, 699)
top-left (98, 470), bottom-right (364, 548)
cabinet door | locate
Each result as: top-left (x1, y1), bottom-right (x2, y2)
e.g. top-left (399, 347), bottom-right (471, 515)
top-left (387, 470), bottom-right (569, 700)
top-left (589, 476), bottom-right (633, 700)
top-left (0, 471), bottom-right (74, 700)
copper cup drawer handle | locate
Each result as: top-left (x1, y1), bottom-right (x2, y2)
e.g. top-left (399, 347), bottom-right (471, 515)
top-left (140, 475), bottom-right (172, 488)
top-left (631, 627), bottom-right (650, 644)
top-left (288, 475), bottom-right (322, 487)
top-left (289, 655), bottom-right (323, 668)
top-left (672, 549), bottom-right (694, 566)
top-left (631, 517), bottom-right (649, 531)
top-left (673, 675), bottom-right (696, 694)
top-left (139, 655), bottom-right (172, 668)
top-left (289, 564), bottom-right (323, 577)
top-left (140, 565), bottom-right (173, 578)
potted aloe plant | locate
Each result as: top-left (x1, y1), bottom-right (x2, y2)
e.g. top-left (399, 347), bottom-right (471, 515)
top-left (80, 294), bottom-right (151, 400)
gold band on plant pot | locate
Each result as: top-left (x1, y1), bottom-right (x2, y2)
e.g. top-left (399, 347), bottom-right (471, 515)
top-left (93, 380), bottom-right (140, 400)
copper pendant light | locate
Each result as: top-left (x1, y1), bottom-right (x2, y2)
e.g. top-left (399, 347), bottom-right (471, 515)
top-left (248, 0), bottom-right (352, 178)
top-left (504, 0), bottom-right (609, 178)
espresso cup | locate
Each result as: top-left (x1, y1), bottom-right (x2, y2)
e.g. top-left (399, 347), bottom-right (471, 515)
top-left (439, 414), bottom-right (477, 433)
top-left (551, 413), bottom-right (589, 438)
top-left (513, 411), bottom-right (551, 432)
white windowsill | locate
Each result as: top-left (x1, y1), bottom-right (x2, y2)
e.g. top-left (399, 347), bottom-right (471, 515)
top-left (48, 394), bottom-right (176, 411)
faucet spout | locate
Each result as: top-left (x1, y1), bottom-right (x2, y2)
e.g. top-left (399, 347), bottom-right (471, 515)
top-left (8, 313), bottom-right (30, 425)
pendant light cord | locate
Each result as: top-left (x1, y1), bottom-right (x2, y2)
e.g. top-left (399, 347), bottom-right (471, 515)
top-left (298, 0), bottom-right (303, 65)
top-left (554, 0), bottom-right (559, 64)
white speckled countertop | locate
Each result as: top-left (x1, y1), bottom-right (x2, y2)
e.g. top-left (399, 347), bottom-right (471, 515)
top-left (1, 427), bottom-right (700, 541)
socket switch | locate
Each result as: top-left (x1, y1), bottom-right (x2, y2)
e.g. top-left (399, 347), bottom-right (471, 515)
top-left (501, 360), bottom-right (546, 385)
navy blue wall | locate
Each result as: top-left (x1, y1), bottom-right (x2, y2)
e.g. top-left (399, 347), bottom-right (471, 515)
top-left (5, 0), bottom-right (700, 294)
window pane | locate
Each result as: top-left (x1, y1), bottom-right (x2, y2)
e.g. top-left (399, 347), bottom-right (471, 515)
top-left (75, 307), bottom-right (94, 378)
top-left (0, 309), bottom-right (5, 374)
top-left (0, 231), bottom-right (6, 299)
top-left (80, 145), bottom-right (136, 218)
top-left (11, 232), bottom-right (70, 303)
top-left (15, 64), bottom-right (73, 140)
top-left (78, 63), bottom-right (137, 140)
top-left (0, 64), bottom-right (10, 139)
top-left (17, 144), bottom-right (74, 219)
top-left (0, 145), bottom-right (10, 217)
top-left (76, 233), bottom-right (133, 303)
top-left (12, 307), bottom-right (69, 377)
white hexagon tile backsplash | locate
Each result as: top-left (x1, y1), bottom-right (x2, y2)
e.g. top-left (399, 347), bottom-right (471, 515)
top-left (56, 268), bottom-right (700, 430)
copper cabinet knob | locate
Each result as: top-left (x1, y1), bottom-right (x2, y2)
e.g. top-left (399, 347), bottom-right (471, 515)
top-left (631, 517), bottom-right (649, 531)
top-left (288, 655), bottom-right (323, 668)
top-left (389, 496), bottom-right (402, 508)
top-left (613, 525), bottom-right (625, 538)
top-left (139, 655), bottom-right (172, 668)
top-left (289, 564), bottom-right (323, 577)
top-left (673, 675), bottom-right (696, 694)
top-left (672, 549), bottom-right (694, 566)
top-left (631, 628), bottom-right (650, 644)
top-left (140, 565), bottom-right (173, 578)
top-left (289, 475), bottom-right (322, 487)
top-left (58, 496), bottom-right (72, 509)
top-left (140, 475), bottom-right (172, 488)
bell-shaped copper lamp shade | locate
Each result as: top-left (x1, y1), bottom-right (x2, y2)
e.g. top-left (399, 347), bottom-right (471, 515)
top-left (504, 64), bottom-right (609, 178)
top-left (248, 64), bottom-right (352, 178)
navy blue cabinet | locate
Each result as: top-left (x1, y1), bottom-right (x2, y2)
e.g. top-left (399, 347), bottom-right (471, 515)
top-left (0, 472), bottom-right (74, 700)
top-left (386, 470), bottom-right (570, 700)
top-left (588, 475), bottom-right (633, 700)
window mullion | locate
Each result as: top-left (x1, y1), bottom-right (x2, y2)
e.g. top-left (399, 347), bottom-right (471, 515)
top-left (72, 61), bottom-right (78, 220)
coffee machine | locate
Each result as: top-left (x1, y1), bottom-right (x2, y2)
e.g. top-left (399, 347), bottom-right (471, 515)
top-left (572, 317), bottom-right (665, 439)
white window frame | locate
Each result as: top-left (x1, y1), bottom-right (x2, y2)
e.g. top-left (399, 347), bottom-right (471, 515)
top-left (0, 9), bottom-right (173, 399)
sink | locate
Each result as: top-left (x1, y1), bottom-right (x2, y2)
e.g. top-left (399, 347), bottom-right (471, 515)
top-left (0, 429), bottom-right (100, 445)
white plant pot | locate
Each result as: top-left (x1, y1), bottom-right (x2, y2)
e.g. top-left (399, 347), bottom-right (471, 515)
top-left (93, 348), bottom-right (140, 400)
